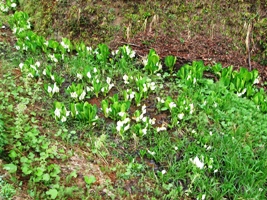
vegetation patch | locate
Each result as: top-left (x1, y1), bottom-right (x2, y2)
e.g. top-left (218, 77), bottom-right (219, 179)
top-left (15, 0), bottom-right (267, 64)
top-left (1, 1), bottom-right (267, 199)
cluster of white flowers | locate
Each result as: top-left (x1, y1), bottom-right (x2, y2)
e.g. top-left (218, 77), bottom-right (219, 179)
top-left (12, 22), bottom-right (31, 35)
top-left (51, 75), bottom-right (56, 81)
top-left (189, 103), bottom-right (194, 114)
top-left (16, 42), bottom-right (28, 51)
top-left (141, 127), bottom-right (147, 135)
top-left (42, 69), bottom-right (47, 76)
top-left (125, 89), bottom-right (135, 101)
top-left (70, 92), bottom-right (78, 98)
top-left (93, 67), bottom-right (97, 73)
top-left (125, 46), bottom-right (136, 58)
top-left (123, 74), bottom-right (130, 84)
top-left (54, 107), bottom-right (70, 123)
top-left (169, 102), bottom-right (177, 109)
top-left (48, 54), bottom-right (58, 63)
top-left (136, 78), bottom-right (156, 93)
top-left (86, 86), bottom-right (94, 92)
top-left (178, 113), bottom-right (184, 120)
top-left (116, 117), bottom-right (131, 133)
top-left (156, 125), bottom-right (167, 132)
top-left (204, 144), bottom-right (212, 151)
top-left (134, 104), bottom-right (147, 122)
top-left (111, 49), bottom-right (119, 56)
top-left (147, 81), bottom-right (156, 91)
top-left (19, 61), bottom-right (40, 78)
top-left (86, 46), bottom-right (92, 52)
top-left (156, 97), bottom-right (165, 104)
top-left (185, 73), bottom-right (198, 84)
top-left (132, 105), bottom-right (156, 135)
top-left (111, 46), bottom-right (135, 59)
top-left (86, 71), bottom-right (92, 79)
top-left (142, 58), bottom-right (148, 66)
top-left (107, 107), bottom-right (112, 115)
top-left (70, 90), bottom-right (86, 100)
top-left (253, 76), bottom-right (260, 85)
top-left (19, 63), bottom-right (24, 70)
top-left (47, 83), bottom-right (60, 95)
top-left (236, 88), bottom-right (247, 97)
top-left (54, 108), bottom-right (61, 118)
top-left (0, 2), bottom-right (8, 12)
top-left (10, 2), bottom-right (17, 8)
top-left (136, 105), bottom-right (155, 125)
top-left (60, 40), bottom-right (70, 52)
top-left (156, 62), bottom-right (162, 71)
top-left (187, 74), bottom-right (191, 81)
top-left (142, 83), bottom-right (149, 93)
top-left (190, 156), bottom-right (204, 169)
top-left (197, 194), bottom-right (206, 200)
top-left (147, 149), bottom-right (155, 156)
top-left (106, 77), bottom-right (114, 90)
top-left (77, 73), bottom-right (83, 80)
top-left (118, 111), bottom-right (126, 118)
top-left (79, 90), bottom-right (86, 100)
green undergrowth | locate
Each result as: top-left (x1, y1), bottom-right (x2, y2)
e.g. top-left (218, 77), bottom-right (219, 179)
top-left (1, 2), bottom-right (267, 200)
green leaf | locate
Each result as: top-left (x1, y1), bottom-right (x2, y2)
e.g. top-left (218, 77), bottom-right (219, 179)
top-left (35, 167), bottom-right (45, 177)
top-left (43, 173), bottom-right (50, 182)
top-left (160, 107), bottom-right (168, 111)
top-left (46, 189), bottom-right (58, 199)
top-left (9, 150), bottom-right (17, 159)
top-left (164, 55), bottom-right (176, 69)
top-left (84, 175), bottom-right (96, 185)
top-left (22, 164), bottom-right (32, 175)
top-left (3, 163), bottom-right (17, 173)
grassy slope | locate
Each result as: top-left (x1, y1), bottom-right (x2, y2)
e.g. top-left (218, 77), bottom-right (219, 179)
top-left (1, 2), bottom-right (267, 200)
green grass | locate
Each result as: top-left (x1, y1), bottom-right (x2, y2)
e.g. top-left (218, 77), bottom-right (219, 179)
top-left (1, 3), bottom-right (267, 200)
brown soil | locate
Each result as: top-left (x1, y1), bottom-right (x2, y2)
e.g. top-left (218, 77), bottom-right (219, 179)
top-left (110, 30), bottom-right (267, 83)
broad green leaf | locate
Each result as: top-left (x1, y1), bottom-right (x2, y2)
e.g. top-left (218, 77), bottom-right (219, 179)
top-left (84, 175), bottom-right (96, 185)
top-left (164, 55), bottom-right (176, 68)
top-left (9, 150), bottom-right (17, 159)
top-left (22, 164), bottom-right (32, 175)
top-left (46, 189), bottom-right (58, 199)
top-left (3, 163), bottom-right (17, 173)
top-left (43, 173), bottom-right (50, 182)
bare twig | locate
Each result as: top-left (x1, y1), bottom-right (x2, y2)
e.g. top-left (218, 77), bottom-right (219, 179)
top-left (149, 15), bottom-right (159, 33)
top-left (245, 23), bottom-right (252, 71)
top-left (126, 23), bottom-right (131, 42)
